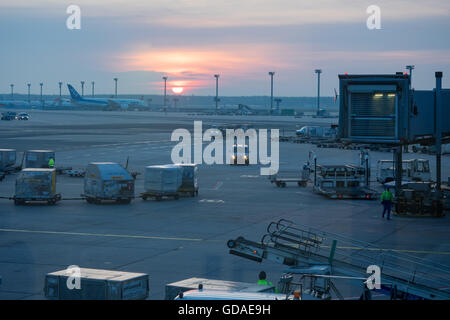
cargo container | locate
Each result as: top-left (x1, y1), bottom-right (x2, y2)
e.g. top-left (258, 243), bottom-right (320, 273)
top-left (141, 164), bottom-right (182, 200)
top-left (83, 162), bottom-right (134, 204)
top-left (176, 163), bottom-right (198, 196)
top-left (14, 168), bottom-right (60, 205)
top-left (0, 149), bottom-right (16, 171)
top-left (25, 150), bottom-right (55, 168)
top-left (44, 268), bottom-right (149, 300)
top-left (165, 277), bottom-right (275, 300)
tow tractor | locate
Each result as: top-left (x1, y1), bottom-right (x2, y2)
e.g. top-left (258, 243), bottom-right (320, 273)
top-left (227, 219), bottom-right (450, 300)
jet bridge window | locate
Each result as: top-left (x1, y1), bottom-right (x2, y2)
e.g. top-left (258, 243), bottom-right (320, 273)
top-left (349, 91), bottom-right (397, 139)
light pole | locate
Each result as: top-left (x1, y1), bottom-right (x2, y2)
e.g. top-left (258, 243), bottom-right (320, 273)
top-left (406, 65), bottom-right (415, 88)
top-left (315, 69), bottom-right (322, 116)
top-left (27, 83), bottom-right (31, 102)
top-left (40, 82), bottom-right (43, 102)
top-left (81, 81), bottom-right (85, 97)
top-left (162, 76), bottom-right (168, 112)
top-left (91, 81), bottom-right (95, 97)
top-left (10, 84), bottom-right (14, 99)
top-left (214, 74), bottom-right (220, 111)
top-left (268, 72), bottom-right (275, 113)
top-left (114, 78), bottom-right (118, 98)
top-left (58, 82), bottom-right (62, 97)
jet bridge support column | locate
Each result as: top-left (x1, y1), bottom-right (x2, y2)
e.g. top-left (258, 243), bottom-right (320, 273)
top-left (435, 72), bottom-right (442, 199)
top-left (394, 146), bottom-right (403, 196)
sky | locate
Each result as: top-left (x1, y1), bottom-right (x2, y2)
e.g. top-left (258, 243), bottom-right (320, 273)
top-left (0, 0), bottom-right (449, 96)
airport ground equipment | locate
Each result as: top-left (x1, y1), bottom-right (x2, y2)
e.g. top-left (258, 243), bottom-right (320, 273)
top-left (165, 277), bottom-right (276, 300)
top-left (270, 164), bottom-right (310, 188)
top-left (394, 182), bottom-right (445, 217)
top-left (176, 163), bottom-right (199, 196)
top-left (0, 149), bottom-right (16, 171)
top-left (44, 268), bottom-right (149, 300)
top-left (63, 168), bottom-right (85, 177)
top-left (296, 126), bottom-right (336, 139)
top-left (24, 150), bottom-right (55, 169)
top-left (376, 159), bottom-right (431, 184)
top-left (227, 219), bottom-right (450, 300)
top-left (313, 164), bottom-right (376, 199)
top-left (82, 162), bottom-right (134, 204)
top-left (175, 289), bottom-right (300, 300)
top-left (14, 168), bottom-right (61, 205)
top-left (338, 72), bottom-right (450, 210)
top-left (141, 164), bottom-right (182, 201)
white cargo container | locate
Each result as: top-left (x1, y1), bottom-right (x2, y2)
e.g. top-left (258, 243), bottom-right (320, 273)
top-left (144, 164), bottom-right (183, 194)
top-left (14, 168), bottom-right (60, 205)
top-left (25, 150), bottom-right (55, 168)
top-left (176, 163), bottom-right (199, 196)
top-left (83, 162), bottom-right (134, 204)
top-left (0, 149), bottom-right (16, 171)
top-left (165, 277), bottom-right (275, 300)
top-left (44, 268), bottom-right (149, 300)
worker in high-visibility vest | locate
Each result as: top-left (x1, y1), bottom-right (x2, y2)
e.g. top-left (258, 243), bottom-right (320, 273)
top-left (257, 271), bottom-right (273, 286)
top-left (48, 158), bottom-right (55, 168)
top-left (257, 271), bottom-right (280, 293)
top-left (380, 187), bottom-right (394, 220)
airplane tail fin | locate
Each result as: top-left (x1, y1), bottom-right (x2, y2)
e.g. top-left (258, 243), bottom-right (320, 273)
top-left (67, 84), bottom-right (81, 100)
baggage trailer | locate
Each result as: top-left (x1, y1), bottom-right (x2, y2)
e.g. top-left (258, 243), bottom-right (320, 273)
top-left (142, 164), bottom-right (182, 200)
top-left (313, 164), bottom-right (377, 200)
top-left (83, 162), bottom-right (134, 204)
top-left (44, 268), bottom-right (149, 300)
top-left (14, 168), bottom-right (61, 205)
top-left (140, 191), bottom-right (180, 201)
top-left (270, 164), bottom-right (311, 188)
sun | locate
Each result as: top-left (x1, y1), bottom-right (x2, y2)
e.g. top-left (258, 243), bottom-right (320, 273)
top-left (172, 87), bottom-right (184, 94)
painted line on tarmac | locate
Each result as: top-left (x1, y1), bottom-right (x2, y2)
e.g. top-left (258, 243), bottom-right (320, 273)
top-left (323, 245), bottom-right (450, 256)
top-left (0, 228), bottom-right (220, 243)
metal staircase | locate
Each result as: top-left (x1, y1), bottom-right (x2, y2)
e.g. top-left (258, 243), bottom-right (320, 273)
top-left (227, 219), bottom-right (450, 300)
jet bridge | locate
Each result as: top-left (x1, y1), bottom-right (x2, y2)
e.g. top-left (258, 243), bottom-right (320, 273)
top-left (227, 219), bottom-right (450, 300)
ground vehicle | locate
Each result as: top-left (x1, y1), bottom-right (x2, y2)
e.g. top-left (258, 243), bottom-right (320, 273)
top-left (376, 159), bottom-right (431, 184)
top-left (44, 268), bottom-right (149, 300)
top-left (83, 162), bottom-right (134, 204)
top-left (313, 164), bottom-right (376, 199)
top-left (230, 144), bottom-right (249, 165)
top-left (295, 126), bottom-right (336, 138)
top-left (16, 112), bottom-right (29, 120)
top-left (1, 112), bottom-right (16, 120)
top-left (14, 168), bottom-right (61, 205)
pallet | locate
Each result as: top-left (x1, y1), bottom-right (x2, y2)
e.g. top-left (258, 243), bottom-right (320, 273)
top-left (140, 192), bottom-right (180, 201)
top-left (13, 194), bottom-right (62, 205)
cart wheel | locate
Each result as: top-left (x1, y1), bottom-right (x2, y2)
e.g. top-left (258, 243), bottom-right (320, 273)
top-left (276, 182), bottom-right (281, 187)
top-left (281, 182), bottom-right (286, 188)
top-left (94, 198), bottom-right (102, 205)
top-left (297, 182), bottom-right (302, 187)
top-left (156, 196), bottom-right (162, 201)
top-left (174, 194), bottom-right (180, 200)
top-left (122, 199), bottom-right (131, 204)
top-left (142, 196), bottom-right (148, 201)
top-left (14, 199), bottom-right (22, 206)
top-left (48, 199), bottom-right (56, 205)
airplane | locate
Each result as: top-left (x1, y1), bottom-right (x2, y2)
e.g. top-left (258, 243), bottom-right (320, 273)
top-left (67, 84), bottom-right (148, 110)
top-left (0, 100), bottom-right (32, 108)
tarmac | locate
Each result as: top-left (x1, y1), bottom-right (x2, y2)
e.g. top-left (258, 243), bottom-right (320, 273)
top-left (0, 109), bottom-right (449, 299)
